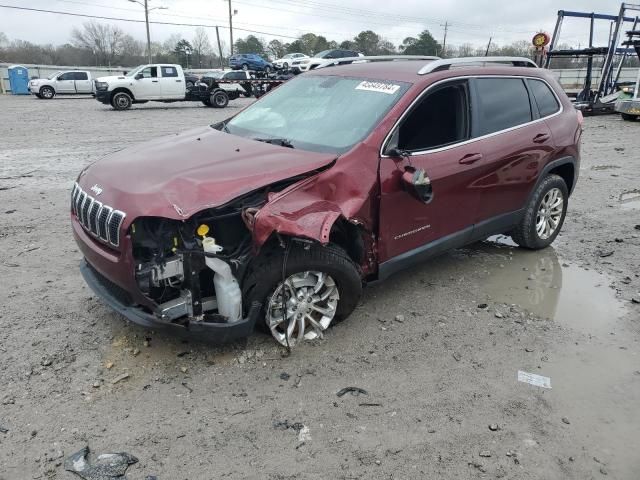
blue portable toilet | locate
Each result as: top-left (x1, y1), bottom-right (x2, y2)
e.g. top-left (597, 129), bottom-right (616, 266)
top-left (8, 65), bottom-right (30, 95)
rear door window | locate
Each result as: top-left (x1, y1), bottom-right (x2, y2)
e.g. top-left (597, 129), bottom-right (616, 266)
top-left (73, 72), bottom-right (88, 80)
top-left (474, 78), bottom-right (532, 136)
top-left (161, 66), bottom-right (178, 77)
top-left (528, 79), bottom-right (560, 117)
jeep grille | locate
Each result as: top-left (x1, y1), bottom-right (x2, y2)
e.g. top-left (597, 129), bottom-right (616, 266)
top-left (71, 183), bottom-right (126, 247)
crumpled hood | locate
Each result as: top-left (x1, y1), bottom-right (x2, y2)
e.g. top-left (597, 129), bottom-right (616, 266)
top-left (78, 126), bottom-right (336, 221)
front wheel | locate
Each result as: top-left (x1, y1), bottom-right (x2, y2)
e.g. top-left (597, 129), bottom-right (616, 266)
top-left (510, 174), bottom-right (568, 249)
top-left (111, 92), bottom-right (133, 110)
top-left (243, 243), bottom-right (362, 347)
top-left (40, 86), bottom-right (55, 99)
top-left (264, 66), bottom-right (272, 74)
top-left (621, 113), bottom-right (638, 121)
top-left (242, 63), bottom-right (249, 71)
top-left (282, 62), bottom-right (289, 70)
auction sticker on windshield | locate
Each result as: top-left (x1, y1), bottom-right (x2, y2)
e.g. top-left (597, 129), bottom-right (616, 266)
top-left (356, 81), bottom-right (401, 95)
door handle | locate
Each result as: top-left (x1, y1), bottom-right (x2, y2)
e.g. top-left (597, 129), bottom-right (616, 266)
top-left (459, 153), bottom-right (483, 165)
top-left (152, 80), bottom-right (159, 83)
top-left (176, 80), bottom-right (182, 82)
top-left (533, 133), bottom-right (551, 143)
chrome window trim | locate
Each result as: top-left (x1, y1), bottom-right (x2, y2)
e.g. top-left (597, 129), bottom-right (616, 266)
top-left (380, 75), bottom-right (564, 157)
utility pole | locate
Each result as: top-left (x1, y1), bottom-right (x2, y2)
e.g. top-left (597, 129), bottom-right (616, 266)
top-left (227, 0), bottom-right (234, 55)
top-left (128, 0), bottom-right (167, 63)
top-left (144, 0), bottom-right (151, 63)
top-left (215, 26), bottom-right (224, 68)
top-left (440, 21), bottom-right (449, 57)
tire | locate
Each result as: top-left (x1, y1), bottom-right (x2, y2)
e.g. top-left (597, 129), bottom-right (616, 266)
top-left (243, 243), bottom-right (362, 346)
top-left (242, 89), bottom-right (252, 97)
top-left (242, 63), bottom-right (249, 71)
top-left (186, 81), bottom-right (194, 89)
top-left (510, 174), bottom-right (568, 250)
top-left (40, 86), bottom-right (55, 99)
top-left (111, 91), bottom-right (133, 111)
top-left (202, 99), bottom-right (211, 106)
top-left (283, 62), bottom-right (289, 70)
top-left (265, 66), bottom-right (272, 74)
top-left (621, 113), bottom-right (638, 121)
top-left (210, 90), bottom-right (229, 108)
top-left (34, 94), bottom-right (43, 99)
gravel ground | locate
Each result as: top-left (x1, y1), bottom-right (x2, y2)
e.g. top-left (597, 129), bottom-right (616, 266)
top-left (0, 95), bottom-right (639, 480)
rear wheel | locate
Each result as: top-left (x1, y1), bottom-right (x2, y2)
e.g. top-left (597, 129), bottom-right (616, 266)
top-left (510, 174), bottom-right (568, 249)
top-left (265, 66), bottom-right (272, 74)
top-left (40, 86), bottom-right (55, 99)
top-left (186, 80), bottom-right (194, 89)
top-left (111, 92), bottom-right (133, 110)
top-left (210, 90), bottom-right (229, 108)
top-left (283, 62), bottom-right (289, 70)
top-left (242, 63), bottom-right (249, 71)
top-left (243, 243), bottom-right (362, 347)
top-left (621, 113), bottom-right (638, 121)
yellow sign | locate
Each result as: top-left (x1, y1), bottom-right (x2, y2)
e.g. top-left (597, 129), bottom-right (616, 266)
top-left (532, 32), bottom-right (550, 48)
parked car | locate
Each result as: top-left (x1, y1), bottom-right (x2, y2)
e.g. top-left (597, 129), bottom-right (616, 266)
top-left (273, 53), bottom-right (309, 70)
top-left (94, 64), bottom-right (230, 110)
top-left (293, 49), bottom-right (362, 72)
top-left (200, 70), bottom-right (253, 98)
top-left (72, 56), bottom-right (581, 348)
top-left (29, 70), bottom-right (94, 99)
top-left (615, 73), bottom-right (640, 121)
top-left (229, 53), bottom-right (273, 72)
top-left (184, 73), bottom-right (200, 89)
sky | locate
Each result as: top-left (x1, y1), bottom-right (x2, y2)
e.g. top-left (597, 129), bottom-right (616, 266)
top-left (0, 0), bottom-right (632, 52)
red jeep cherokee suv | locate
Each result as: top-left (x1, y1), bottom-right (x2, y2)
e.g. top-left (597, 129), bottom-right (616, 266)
top-left (71, 56), bottom-right (582, 347)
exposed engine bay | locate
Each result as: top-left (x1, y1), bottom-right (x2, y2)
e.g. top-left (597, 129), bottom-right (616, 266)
top-left (130, 178), bottom-right (304, 325)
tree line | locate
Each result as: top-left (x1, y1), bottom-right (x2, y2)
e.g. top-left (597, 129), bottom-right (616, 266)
top-left (1, 22), bottom-right (637, 69)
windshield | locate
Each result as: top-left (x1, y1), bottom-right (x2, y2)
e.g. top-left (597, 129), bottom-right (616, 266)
top-left (225, 75), bottom-right (409, 154)
top-left (47, 71), bottom-right (62, 80)
top-left (315, 50), bottom-right (331, 58)
top-left (282, 54), bottom-right (294, 59)
top-left (125, 66), bottom-right (145, 77)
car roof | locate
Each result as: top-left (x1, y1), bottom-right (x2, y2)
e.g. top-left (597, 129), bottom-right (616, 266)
top-left (306, 61), bottom-right (553, 85)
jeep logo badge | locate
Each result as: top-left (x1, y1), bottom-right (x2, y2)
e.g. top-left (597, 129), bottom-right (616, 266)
top-left (90, 184), bottom-right (103, 196)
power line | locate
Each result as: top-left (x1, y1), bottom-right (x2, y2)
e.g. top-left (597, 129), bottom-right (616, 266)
top-left (0, 3), bottom-right (301, 39)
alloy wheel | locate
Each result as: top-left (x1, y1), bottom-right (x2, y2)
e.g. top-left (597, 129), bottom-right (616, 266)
top-left (536, 187), bottom-right (564, 240)
top-left (266, 271), bottom-right (339, 347)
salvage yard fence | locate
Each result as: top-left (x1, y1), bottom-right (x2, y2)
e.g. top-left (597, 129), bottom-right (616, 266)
top-left (1, 62), bottom-right (639, 94)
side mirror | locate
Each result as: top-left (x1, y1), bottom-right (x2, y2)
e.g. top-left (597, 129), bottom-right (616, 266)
top-left (135, 73), bottom-right (144, 80)
top-left (401, 166), bottom-right (433, 204)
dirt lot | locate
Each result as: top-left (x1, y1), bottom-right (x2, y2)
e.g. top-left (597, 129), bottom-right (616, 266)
top-left (0, 94), bottom-right (639, 480)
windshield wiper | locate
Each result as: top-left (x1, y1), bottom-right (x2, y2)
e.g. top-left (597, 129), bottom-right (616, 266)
top-left (253, 137), bottom-right (295, 149)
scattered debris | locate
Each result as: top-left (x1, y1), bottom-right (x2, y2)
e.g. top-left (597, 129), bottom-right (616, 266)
top-left (111, 373), bottom-right (130, 385)
top-left (479, 451), bottom-right (492, 457)
top-left (495, 312), bottom-right (504, 319)
top-left (598, 250), bottom-right (614, 258)
top-left (40, 357), bottom-right (53, 367)
top-left (336, 386), bottom-right (368, 397)
top-left (180, 367), bottom-right (188, 373)
top-left (469, 461), bottom-right (487, 473)
top-left (359, 403), bottom-right (382, 407)
top-left (64, 446), bottom-right (138, 480)
top-left (394, 314), bottom-right (405, 323)
top-left (525, 347), bottom-right (534, 353)
top-left (562, 417), bottom-right (571, 424)
top-left (632, 296), bottom-right (640, 304)
top-left (488, 424), bottom-right (499, 431)
top-left (176, 351), bottom-right (190, 357)
top-left (297, 425), bottom-right (311, 443)
top-left (517, 370), bottom-right (552, 389)
top-left (181, 382), bottom-right (193, 393)
top-left (279, 372), bottom-right (290, 381)
top-left (0, 426), bottom-right (8, 434)
top-left (477, 303), bottom-right (488, 309)
top-left (132, 348), bottom-right (140, 357)
top-left (452, 352), bottom-right (462, 362)
top-left (105, 362), bottom-right (114, 370)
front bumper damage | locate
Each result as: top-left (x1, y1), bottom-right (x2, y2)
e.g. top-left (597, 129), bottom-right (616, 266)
top-left (81, 259), bottom-right (261, 342)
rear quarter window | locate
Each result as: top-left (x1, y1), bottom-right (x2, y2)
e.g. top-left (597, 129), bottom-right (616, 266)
top-left (528, 79), bottom-right (560, 117)
top-left (161, 66), bottom-right (178, 78)
top-left (474, 78), bottom-right (532, 136)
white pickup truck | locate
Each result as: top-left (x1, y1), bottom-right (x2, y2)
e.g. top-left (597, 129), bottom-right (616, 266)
top-left (29, 70), bottom-right (94, 99)
top-left (94, 63), bottom-right (229, 111)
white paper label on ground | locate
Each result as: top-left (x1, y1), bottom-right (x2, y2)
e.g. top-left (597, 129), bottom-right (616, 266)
top-left (518, 370), bottom-right (552, 389)
top-left (355, 81), bottom-right (401, 95)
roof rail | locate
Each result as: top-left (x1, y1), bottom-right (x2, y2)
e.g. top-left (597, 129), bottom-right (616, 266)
top-left (418, 56), bottom-right (538, 75)
top-left (314, 55), bottom-right (441, 70)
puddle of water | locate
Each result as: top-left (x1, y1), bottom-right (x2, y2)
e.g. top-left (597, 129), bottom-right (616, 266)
top-left (471, 238), bottom-right (639, 477)
top-left (476, 237), bottom-right (626, 336)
